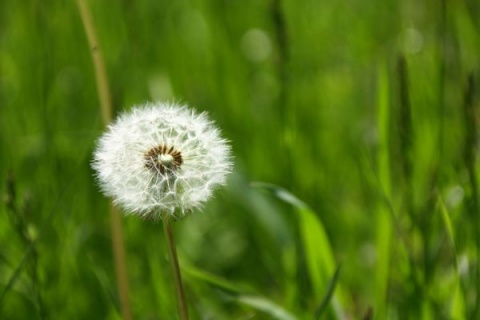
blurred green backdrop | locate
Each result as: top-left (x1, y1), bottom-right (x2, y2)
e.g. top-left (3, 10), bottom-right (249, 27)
top-left (1, 0), bottom-right (479, 319)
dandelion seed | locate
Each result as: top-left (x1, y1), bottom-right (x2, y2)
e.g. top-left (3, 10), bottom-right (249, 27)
top-left (92, 101), bottom-right (232, 219)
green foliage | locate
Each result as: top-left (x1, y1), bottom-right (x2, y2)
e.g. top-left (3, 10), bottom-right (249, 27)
top-left (1, 0), bottom-right (479, 319)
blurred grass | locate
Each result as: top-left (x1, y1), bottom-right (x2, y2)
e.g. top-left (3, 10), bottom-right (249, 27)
top-left (1, 0), bottom-right (479, 319)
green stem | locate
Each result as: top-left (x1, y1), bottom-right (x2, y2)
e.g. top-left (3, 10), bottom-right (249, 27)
top-left (163, 217), bottom-right (189, 320)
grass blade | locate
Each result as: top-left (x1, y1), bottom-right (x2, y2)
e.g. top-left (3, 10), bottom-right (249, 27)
top-left (315, 263), bottom-right (342, 319)
top-left (182, 264), bottom-right (252, 296)
top-left (183, 264), bottom-right (297, 320)
top-left (437, 196), bottom-right (465, 319)
top-left (251, 182), bottom-right (343, 318)
top-left (236, 295), bottom-right (297, 320)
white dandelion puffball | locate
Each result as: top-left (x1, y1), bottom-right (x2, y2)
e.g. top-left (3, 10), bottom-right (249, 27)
top-left (92, 102), bottom-right (232, 219)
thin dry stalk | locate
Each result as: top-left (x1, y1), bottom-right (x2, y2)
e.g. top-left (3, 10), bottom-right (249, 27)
top-left (75, 1), bottom-right (132, 319)
top-left (76, 0), bottom-right (112, 124)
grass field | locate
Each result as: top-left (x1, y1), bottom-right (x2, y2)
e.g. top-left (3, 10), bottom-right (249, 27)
top-left (1, 0), bottom-right (479, 319)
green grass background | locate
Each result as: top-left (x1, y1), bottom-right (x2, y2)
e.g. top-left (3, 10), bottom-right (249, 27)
top-left (1, 0), bottom-right (479, 319)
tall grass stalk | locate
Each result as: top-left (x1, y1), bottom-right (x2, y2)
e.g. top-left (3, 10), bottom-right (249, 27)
top-left (436, 0), bottom-right (447, 162)
top-left (375, 60), bottom-right (392, 320)
top-left (396, 55), bottom-right (413, 215)
top-left (396, 53), bottom-right (430, 317)
top-left (462, 74), bottom-right (479, 319)
top-left (271, 0), bottom-right (293, 186)
top-left (75, 0), bottom-right (112, 124)
top-left (75, 1), bottom-right (132, 319)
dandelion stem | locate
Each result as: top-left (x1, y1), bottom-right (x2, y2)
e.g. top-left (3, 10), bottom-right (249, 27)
top-left (163, 217), bottom-right (189, 320)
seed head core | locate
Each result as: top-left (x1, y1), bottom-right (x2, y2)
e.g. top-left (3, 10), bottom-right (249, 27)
top-left (144, 145), bottom-right (183, 175)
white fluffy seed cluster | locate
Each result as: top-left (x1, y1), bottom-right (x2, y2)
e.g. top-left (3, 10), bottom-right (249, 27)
top-left (92, 102), bottom-right (232, 219)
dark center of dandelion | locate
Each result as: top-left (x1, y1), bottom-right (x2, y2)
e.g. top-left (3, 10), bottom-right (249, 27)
top-left (144, 145), bottom-right (183, 175)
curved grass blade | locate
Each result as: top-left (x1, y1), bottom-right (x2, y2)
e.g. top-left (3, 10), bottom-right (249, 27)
top-left (183, 264), bottom-right (297, 320)
top-left (315, 263), bottom-right (342, 319)
top-left (182, 264), bottom-right (250, 296)
top-left (251, 182), bottom-right (343, 318)
top-left (438, 196), bottom-right (465, 319)
top-left (236, 295), bottom-right (297, 320)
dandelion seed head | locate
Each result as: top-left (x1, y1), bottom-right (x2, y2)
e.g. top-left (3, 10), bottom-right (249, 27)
top-left (92, 102), bottom-right (232, 219)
